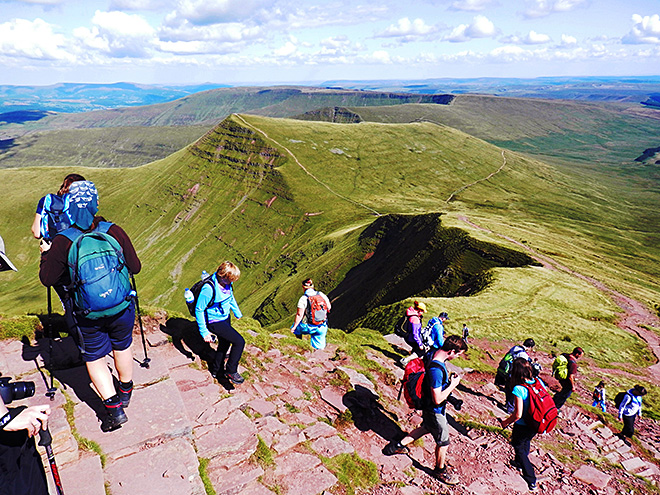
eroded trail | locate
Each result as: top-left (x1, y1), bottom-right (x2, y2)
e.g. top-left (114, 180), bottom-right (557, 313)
top-left (459, 215), bottom-right (660, 384)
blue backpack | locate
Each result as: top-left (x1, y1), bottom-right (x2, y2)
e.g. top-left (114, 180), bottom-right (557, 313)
top-left (60, 222), bottom-right (133, 319)
top-left (41, 194), bottom-right (72, 240)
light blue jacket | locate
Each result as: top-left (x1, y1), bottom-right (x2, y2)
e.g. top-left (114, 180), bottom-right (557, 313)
top-left (195, 273), bottom-right (242, 338)
top-left (619, 390), bottom-right (643, 417)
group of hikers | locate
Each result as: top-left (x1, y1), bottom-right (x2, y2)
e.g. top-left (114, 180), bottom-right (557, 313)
top-left (0, 173), bottom-right (651, 494)
top-left (385, 301), bottom-right (650, 492)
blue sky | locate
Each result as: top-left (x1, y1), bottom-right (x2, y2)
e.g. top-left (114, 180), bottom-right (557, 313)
top-left (1, 0), bottom-right (659, 85)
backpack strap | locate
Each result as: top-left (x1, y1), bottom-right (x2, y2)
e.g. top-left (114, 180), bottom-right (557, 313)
top-left (425, 360), bottom-right (448, 407)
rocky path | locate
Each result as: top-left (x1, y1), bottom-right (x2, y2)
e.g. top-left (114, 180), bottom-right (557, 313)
top-left (1, 319), bottom-right (658, 495)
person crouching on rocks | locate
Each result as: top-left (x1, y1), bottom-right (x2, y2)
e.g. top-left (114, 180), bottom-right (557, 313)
top-left (195, 261), bottom-right (245, 385)
top-left (291, 278), bottom-right (331, 350)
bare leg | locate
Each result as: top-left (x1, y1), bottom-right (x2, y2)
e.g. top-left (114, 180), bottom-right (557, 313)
top-left (436, 444), bottom-right (449, 469)
top-left (86, 359), bottom-right (116, 401)
top-left (113, 348), bottom-right (133, 383)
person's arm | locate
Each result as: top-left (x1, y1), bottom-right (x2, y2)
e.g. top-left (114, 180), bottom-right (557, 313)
top-left (500, 395), bottom-right (524, 429)
top-left (292, 307), bottom-right (305, 330)
top-left (39, 235), bottom-right (69, 287)
top-left (195, 284), bottom-right (214, 341)
top-left (322, 292), bottom-right (331, 312)
top-left (0, 401), bottom-right (50, 438)
top-left (618, 393), bottom-right (631, 419)
top-left (31, 213), bottom-right (42, 239)
top-left (431, 369), bottom-right (460, 405)
top-left (229, 290), bottom-right (242, 319)
top-left (410, 317), bottom-right (423, 348)
top-left (108, 224), bottom-right (141, 274)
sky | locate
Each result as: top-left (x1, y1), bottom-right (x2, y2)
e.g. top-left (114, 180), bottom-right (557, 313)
top-left (1, 0), bottom-right (659, 85)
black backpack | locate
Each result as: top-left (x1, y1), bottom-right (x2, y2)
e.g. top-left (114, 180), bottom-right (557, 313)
top-left (185, 273), bottom-right (216, 317)
top-left (394, 316), bottom-right (409, 337)
top-left (614, 391), bottom-right (629, 409)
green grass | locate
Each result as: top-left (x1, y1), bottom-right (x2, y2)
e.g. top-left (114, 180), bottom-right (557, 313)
top-left (251, 436), bottom-right (275, 470)
top-left (320, 452), bottom-right (379, 495)
top-left (197, 457), bottom-right (216, 495)
top-left (62, 392), bottom-right (107, 468)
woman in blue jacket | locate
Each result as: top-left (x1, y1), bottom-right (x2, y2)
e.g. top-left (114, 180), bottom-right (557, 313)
top-left (195, 261), bottom-right (245, 384)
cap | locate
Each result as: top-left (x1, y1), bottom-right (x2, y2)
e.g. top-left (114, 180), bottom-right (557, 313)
top-left (439, 312), bottom-right (449, 319)
top-left (414, 301), bottom-right (427, 312)
top-left (523, 338), bottom-right (536, 349)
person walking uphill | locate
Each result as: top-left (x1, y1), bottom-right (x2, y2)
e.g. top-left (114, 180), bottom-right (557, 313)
top-left (291, 279), bottom-right (331, 350)
top-left (39, 181), bottom-right (141, 432)
top-left (195, 261), bottom-right (245, 385)
top-left (383, 335), bottom-right (468, 485)
top-left (552, 347), bottom-right (583, 409)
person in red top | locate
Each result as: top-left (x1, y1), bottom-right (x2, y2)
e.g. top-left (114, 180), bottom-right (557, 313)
top-left (39, 181), bottom-right (141, 432)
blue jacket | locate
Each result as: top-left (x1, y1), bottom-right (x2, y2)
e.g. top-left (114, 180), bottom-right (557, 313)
top-left (195, 273), bottom-right (242, 338)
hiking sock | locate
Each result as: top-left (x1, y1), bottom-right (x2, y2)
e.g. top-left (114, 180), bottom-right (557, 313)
top-left (118, 380), bottom-right (133, 408)
top-left (102, 394), bottom-right (128, 432)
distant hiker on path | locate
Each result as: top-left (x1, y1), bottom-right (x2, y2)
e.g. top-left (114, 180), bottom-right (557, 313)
top-left (618, 384), bottom-right (647, 445)
top-left (383, 335), bottom-right (467, 485)
top-left (592, 381), bottom-right (607, 413)
top-left (494, 338), bottom-right (536, 413)
top-left (39, 181), bottom-right (141, 432)
top-left (291, 278), bottom-right (331, 350)
top-left (400, 301), bottom-right (427, 366)
top-left (552, 347), bottom-right (583, 409)
top-left (499, 358), bottom-right (546, 492)
top-left (462, 323), bottom-right (470, 345)
top-left (195, 261), bottom-right (245, 385)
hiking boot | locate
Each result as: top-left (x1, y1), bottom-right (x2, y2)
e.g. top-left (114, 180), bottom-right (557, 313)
top-left (528, 482), bottom-right (538, 492)
top-left (382, 440), bottom-right (408, 456)
top-left (225, 372), bottom-right (245, 385)
top-left (432, 466), bottom-right (459, 485)
top-left (118, 381), bottom-right (133, 408)
top-left (509, 459), bottom-right (522, 471)
top-left (101, 406), bottom-right (127, 432)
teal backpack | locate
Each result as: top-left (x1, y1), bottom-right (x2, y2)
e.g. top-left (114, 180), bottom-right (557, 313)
top-left (61, 222), bottom-right (133, 319)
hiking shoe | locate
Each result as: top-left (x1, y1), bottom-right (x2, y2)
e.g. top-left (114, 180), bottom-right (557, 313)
top-left (118, 382), bottom-right (133, 408)
top-left (432, 466), bottom-right (459, 485)
top-left (528, 483), bottom-right (538, 492)
top-left (225, 372), bottom-right (245, 385)
top-left (509, 459), bottom-right (522, 471)
top-left (101, 407), bottom-right (128, 432)
top-left (382, 441), bottom-right (408, 456)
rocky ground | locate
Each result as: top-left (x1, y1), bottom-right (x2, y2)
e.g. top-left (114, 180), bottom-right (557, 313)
top-left (1, 314), bottom-right (659, 495)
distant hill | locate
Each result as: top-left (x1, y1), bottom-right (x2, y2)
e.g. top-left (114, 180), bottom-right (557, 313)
top-left (0, 82), bottom-right (230, 115)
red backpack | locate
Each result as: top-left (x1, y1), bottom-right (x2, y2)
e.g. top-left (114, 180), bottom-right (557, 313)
top-left (523, 378), bottom-right (558, 434)
top-left (306, 292), bottom-right (328, 325)
top-left (402, 358), bottom-right (443, 410)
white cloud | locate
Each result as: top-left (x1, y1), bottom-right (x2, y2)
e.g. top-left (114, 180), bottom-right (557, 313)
top-left (273, 37), bottom-right (297, 57)
top-left (375, 17), bottom-right (438, 41)
top-left (525, 30), bottom-right (551, 44)
top-left (0, 18), bottom-right (73, 60)
top-left (444, 15), bottom-right (496, 42)
top-left (560, 34), bottom-right (577, 46)
top-left (74, 10), bottom-right (157, 58)
top-left (371, 50), bottom-right (392, 64)
top-left (522, 0), bottom-right (588, 19)
top-left (109, 0), bottom-right (174, 10)
top-left (449, 0), bottom-right (494, 12)
top-left (11, 0), bottom-right (64, 5)
top-left (165, 0), bottom-right (269, 26)
top-left (622, 14), bottom-right (660, 44)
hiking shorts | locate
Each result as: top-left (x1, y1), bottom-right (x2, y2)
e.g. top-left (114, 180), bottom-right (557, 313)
top-left (76, 302), bottom-right (135, 362)
top-left (293, 322), bottom-right (327, 350)
top-left (422, 408), bottom-right (450, 446)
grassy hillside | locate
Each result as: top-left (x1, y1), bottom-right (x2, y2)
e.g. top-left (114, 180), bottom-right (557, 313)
top-left (1, 114), bottom-right (658, 395)
top-left (0, 125), bottom-right (209, 169)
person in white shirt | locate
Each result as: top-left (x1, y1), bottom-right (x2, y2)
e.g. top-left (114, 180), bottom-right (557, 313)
top-left (291, 279), bottom-right (331, 350)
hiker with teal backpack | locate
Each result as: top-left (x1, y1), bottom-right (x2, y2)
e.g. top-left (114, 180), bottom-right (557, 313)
top-left (552, 347), bottom-right (583, 409)
top-left (291, 278), bottom-right (331, 350)
top-left (194, 261), bottom-right (245, 385)
top-left (39, 181), bottom-right (141, 432)
top-left (421, 311), bottom-right (449, 351)
top-left (494, 338), bottom-right (536, 413)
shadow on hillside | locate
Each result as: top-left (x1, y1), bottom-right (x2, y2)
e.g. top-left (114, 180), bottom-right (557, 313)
top-left (455, 382), bottom-right (506, 410)
top-left (160, 317), bottom-right (236, 391)
top-left (342, 385), bottom-right (404, 443)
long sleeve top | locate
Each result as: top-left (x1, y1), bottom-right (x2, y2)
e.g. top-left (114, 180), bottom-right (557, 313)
top-left (39, 217), bottom-right (141, 288)
top-left (619, 391), bottom-right (643, 418)
top-left (195, 273), bottom-right (242, 338)
top-left (405, 306), bottom-right (424, 349)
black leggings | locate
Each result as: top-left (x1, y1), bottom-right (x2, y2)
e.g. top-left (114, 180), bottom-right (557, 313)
top-left (207, 319), bottom-right (245, 375)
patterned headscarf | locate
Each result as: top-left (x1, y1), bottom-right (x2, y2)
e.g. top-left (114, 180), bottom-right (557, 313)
top-left (68, 180), bottom-right (98, 230)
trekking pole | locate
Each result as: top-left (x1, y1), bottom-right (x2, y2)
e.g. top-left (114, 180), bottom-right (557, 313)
top-left (38, 426), bottom-right (65, 495)
top-left (130, 274), bottom-right (150, 368)
top-left (45, 287), bottom-right (56, 400)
